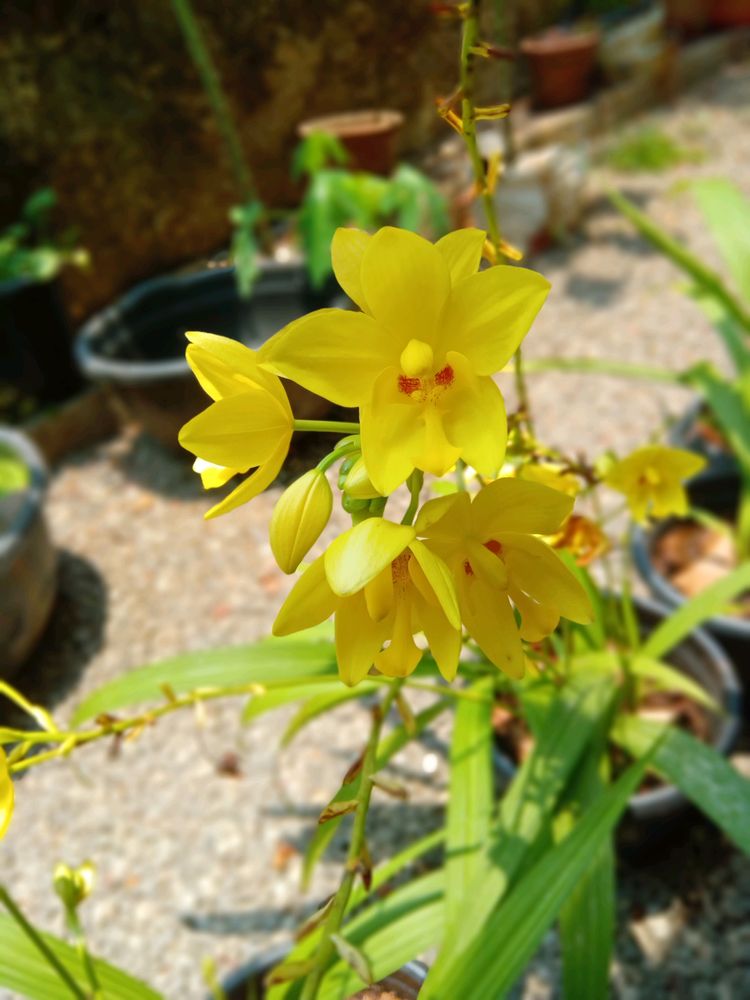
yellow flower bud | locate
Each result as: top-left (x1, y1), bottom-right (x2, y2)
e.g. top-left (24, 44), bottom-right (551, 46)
top-left (0, 747), bottom-right (13, 841)
top-left (53, 861), bottom-right (95, 910)
top-left (270, 469), bottom-right (333, 574)
top-left (343, 457), bottom-right (382, 500)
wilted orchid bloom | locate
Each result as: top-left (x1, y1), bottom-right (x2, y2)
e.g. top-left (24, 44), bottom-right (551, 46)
top-left (260, 226), bottom-right (550, 495)
top-left (603, 445), bottom-right (706, 523)
top-left (273, 519), bottom-right (461, 685)
top-left (415, 478), bottom-right (593, 678)
top-left (178, 332), bottom-right (293, 518)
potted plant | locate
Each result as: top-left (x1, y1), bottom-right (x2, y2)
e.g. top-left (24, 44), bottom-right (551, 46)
top-left (0, 189), bottom-right (88, 419)
top-left (297, 110), bottom-right (405, 177)
top-left (710, 0), bottom-right (750, 27)
top-left (74, 1), bottom-right (447, 449)
top-left (611, 182), bottom-right (750, 667)
top-left (520, 24), bottom-right (600, 109)
top-left (0, 427), bottom-right (57, 677)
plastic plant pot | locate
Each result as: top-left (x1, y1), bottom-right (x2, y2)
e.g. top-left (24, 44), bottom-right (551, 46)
top-left (493, 595), bottom-right (742, 856)
top-left (0, 427), bottom-right (58, 677)
top-left (75, 260), bottom-right (346, 450)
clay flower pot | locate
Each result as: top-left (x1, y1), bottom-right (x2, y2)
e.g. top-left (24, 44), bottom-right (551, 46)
top-left (666, 0), bottom-right (711, 35)
top-left (297, 109), bottom-right (404, 176)
top-left (710, 0), bottom-right (750, 27)
top-left (520, 27), bottom-right (600, 110)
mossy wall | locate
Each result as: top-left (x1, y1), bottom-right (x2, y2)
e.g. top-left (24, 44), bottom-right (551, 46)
top-left (0, 1), bottom-right (569, 322)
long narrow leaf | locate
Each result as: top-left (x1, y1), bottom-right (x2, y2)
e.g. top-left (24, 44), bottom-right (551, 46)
top-left (242, 679), bottom-right (377, 726)
top-left (72, 632), bottom-right (338, 724)
top-left (692, 178), bottom-right (750, 307)
top-left (612, 715), bottom-right (750, 853)
top-left (433, 758), bottom-right (650, 1000)
top-left (282, 686), bottom-right (378, 746)
top-left (444, 678), bottom-right (493, 936)
top-left (640, 560), bottom-right (750, 660)
top-left (421, 675), bottom-right (616, 995)
top-left (0, 913), bottom-right (161, 1000)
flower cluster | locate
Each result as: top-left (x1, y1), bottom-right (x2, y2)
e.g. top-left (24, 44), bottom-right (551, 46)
top-left (180, 226), bottom-right (701, 687)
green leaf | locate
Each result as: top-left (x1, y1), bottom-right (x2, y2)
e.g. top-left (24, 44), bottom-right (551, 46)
top-left (558, 734), bottom-right (614, 1000)
top-left (684, 361), bottom-right (750, 474)
top-left (612, 715), bottom-right (750, 854)
top-left (421, 676), bottom-right (616, 995)
top-left (692, 178), bottom-right (750, 306)
top-left (0, 913), bottom-right (161, 1000)
top-left (281, 686), bottom-right (377, 746)
top-left (292, 131), bottom-right (349, 180)
top-left (301, 700), bottom-right (450, 887)
top-left (317, 873), bottom-right (444, 1000)
top-left (229, 199), bottom-right (262, 298)
top-left (71, 632), bottom-right (338, 724)
top-left (630, 655), bottom-right (720, 714)
top-left (445, 678), bottom-right (493, 940)
top-left (431, 759), bottom-right (650, 1000)
top-left (640, 560), bottom-right (750, 660)
top-left (609, 187), bottom-right (750, 331)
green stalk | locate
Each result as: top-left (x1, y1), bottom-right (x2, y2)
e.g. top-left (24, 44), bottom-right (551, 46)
top-left (299, 681), bottom-right (402, 1000)
top-left (294, 419), bottom-right (361, 435)
top-left (170, 0), bottom-right (256, 204)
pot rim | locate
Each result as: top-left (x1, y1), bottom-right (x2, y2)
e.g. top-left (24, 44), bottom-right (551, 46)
top-left (75, 257), bottom-right (323, 386)
top-left (298, 108), bottom-right (405, 138)
top-left (0, 428), bottom-right (48, 566)
top-left (217, 948), bottom-right (426, 999)
top-left (494, 593), bottom-right (742, 821)
top-left (633, 519), bottom-right (750, 641)
top-left (520, 28), bottom-right (600, 54)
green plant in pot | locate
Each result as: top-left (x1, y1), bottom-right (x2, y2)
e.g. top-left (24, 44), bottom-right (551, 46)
top-left (611, 181), bottom-right (750, 662)
top-left (0, 189), bottom-right (88, 415)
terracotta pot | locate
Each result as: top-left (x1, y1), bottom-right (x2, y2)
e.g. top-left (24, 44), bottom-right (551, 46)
top-left (710, 0), bottom-right (750, 27)
top-left (521, 28), bottom-right (600, 109)
top-left (665, 0), bottom-right (711, 35)
top-left (297, 109), bottom-right (404, 176)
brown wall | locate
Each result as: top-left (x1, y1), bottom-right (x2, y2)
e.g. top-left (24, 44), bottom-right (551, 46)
top-left (0, 1), bottom-right (465, 321)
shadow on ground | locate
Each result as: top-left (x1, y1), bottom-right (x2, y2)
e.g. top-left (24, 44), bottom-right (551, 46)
top-left (1, 549), bottom-right (107, 723)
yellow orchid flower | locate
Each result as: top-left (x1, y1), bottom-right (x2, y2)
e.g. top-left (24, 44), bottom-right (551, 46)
top-left (179, 332), bottom-right (294, 519)
top-left (0, 747), bottom-right (13, 840)
top-left (518, 462), bottom-right (580, 497)
top-left (415, 478), bottom-right (593, 678)
top-left (603, 445), bottom-right (706, 523)
top-left (273, 518), bottom-right (462, 685)
top-left (260, 227), bottom-right (550, 495)
top-left (270, 469), bottom-right (333, 574)
top-left (552, 514), bottom-right (610, 567)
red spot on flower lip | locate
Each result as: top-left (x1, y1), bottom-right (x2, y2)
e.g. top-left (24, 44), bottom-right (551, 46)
top-left (398, 375), bottom-right (422, 395)
top-left (463, 559), bottom-right (474, 576)
top-left (434, 365), bottom-right (454, 386)
top-left (484, 539), bottom-right (503, 555)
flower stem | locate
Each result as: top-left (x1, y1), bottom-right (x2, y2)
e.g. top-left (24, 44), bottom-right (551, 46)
top-left (0, 885), bottom-right (87, 1000)
top-left (294, 419), bottom-right (361, 435)
top-left (299, 681), bottom-right (402, 1000)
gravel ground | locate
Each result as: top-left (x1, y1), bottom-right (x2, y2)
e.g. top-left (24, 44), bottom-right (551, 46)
top-left (3, 60), bottom-right (750, 1000)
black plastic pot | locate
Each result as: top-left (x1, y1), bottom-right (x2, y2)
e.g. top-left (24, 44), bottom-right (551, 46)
top-left (0, 276), bottom-right (82, 412)
top-left (216, 946), bottom-right (427, 1000)
top-left (0, 428), bottom-right (58, 677)
top-left (75, 261), bottom-right (345, 450)
top-left (669, 400), bottom-right (739, 496)
top-left (633, 520), bottom-right (750, 677)
top-left (494, 596), bottom-right (742, 854)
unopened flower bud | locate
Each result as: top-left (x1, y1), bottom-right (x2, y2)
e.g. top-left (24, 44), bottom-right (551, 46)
top-left (53, 861), bottom-right (95, 911)
top-left (270, 469), bottom-right (332, 574)
top-left (343, 457), bottom-right (382, 500)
